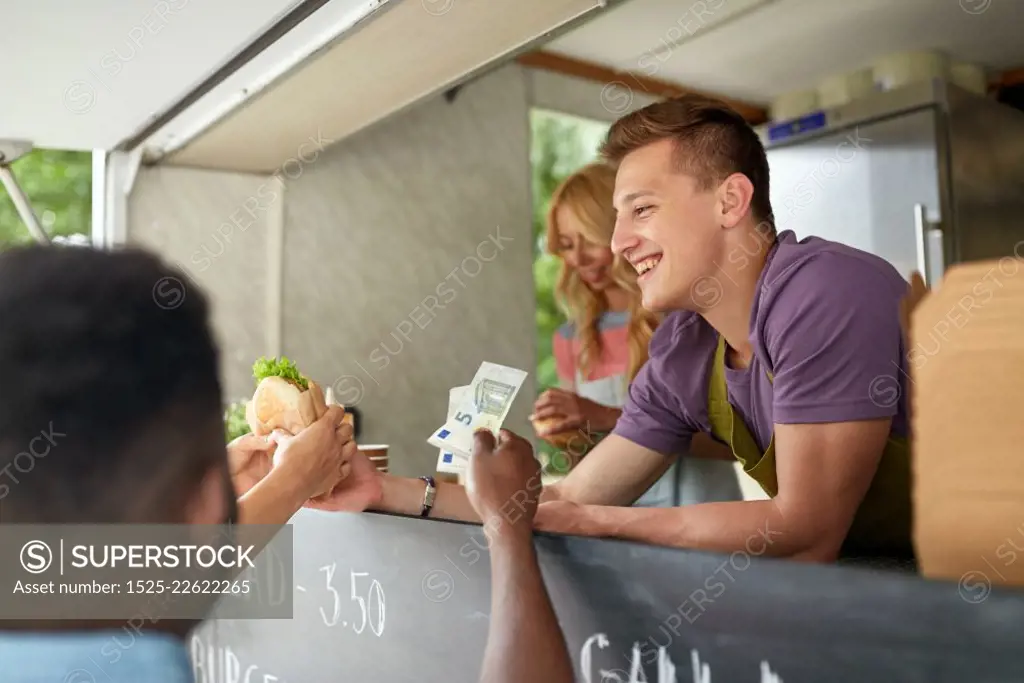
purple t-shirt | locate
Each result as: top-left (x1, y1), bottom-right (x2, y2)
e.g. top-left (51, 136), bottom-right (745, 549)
top-left (614, 230), bottom-right (910, 455)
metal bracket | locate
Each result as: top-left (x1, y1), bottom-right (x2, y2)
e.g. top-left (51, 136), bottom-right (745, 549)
top-left (123, 147), bottom-right (144, 196)
top-left (0, 139), bottom-right (33, 165)
top-left (443, 85), bottom-right (463, 104)
top-left (92, 150), bottom-right (138, 250)
top-left (0, 138), bottom-right (50, 245)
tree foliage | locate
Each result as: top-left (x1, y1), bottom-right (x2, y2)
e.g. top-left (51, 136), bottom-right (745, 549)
top-left (0, 149), bottom-right (92, 249)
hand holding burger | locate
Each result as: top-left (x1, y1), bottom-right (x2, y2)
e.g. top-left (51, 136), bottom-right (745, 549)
top-left (270, 405), bottom-right (356, 501)
top-left (243, 356), bottom-right (354, 498)
top-left (529, 388), bottom-right (619, 448)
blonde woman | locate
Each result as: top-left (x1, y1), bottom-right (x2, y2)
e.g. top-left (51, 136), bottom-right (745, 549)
top-left (531, 163), bottom-right (741, 507)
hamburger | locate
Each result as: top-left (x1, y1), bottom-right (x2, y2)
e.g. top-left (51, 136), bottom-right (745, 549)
top-left (245, 356), bottom-right (330, 437)
top-left (530, 415), bottom-right (582, 450)
top-left (245, 357), bottom-right (354, 498)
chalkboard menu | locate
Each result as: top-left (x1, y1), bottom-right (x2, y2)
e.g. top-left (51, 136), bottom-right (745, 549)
top-left (190, 509), bottom-right (1024, 682)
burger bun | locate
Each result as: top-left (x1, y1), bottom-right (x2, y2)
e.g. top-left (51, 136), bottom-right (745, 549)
top-left (246, 376), bottom-right (328, 436)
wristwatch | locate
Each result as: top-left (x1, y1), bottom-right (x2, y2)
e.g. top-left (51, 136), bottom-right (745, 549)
top-left (418, 476), bottom-right (436, 518)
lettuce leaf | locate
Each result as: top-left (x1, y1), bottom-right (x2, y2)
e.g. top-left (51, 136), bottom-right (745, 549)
top-left (252, 356), bottom-right (309, 390)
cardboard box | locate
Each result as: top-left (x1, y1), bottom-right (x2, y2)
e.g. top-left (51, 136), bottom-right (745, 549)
top-left (911, 259), bottom-right (1024, 585)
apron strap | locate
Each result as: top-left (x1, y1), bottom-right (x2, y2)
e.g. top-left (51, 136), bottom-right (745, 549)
top-left (706, 335), bottom-right (779, 496)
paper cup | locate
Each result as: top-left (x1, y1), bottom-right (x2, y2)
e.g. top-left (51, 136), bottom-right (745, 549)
top-left (358, 444), bottom-right (389, 473)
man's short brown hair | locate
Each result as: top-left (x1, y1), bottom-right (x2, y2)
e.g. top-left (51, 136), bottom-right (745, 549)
top-left (601, 94), bottom-right (774, 229)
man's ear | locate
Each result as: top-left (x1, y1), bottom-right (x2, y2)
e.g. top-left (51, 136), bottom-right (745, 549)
top-left (186, 464), bottom-right (231, 525)
top-left (717, 173), bottom-right (755, 230)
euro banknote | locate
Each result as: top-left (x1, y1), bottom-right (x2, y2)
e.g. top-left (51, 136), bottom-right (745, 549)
top-left (427, 362), bottom-right (528, 461)
top-left (436, 385), bottom-right (470, 474)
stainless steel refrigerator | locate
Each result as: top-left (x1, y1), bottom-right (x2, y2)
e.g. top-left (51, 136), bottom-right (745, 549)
top-left (757, 79), bottom-right (1024, 285)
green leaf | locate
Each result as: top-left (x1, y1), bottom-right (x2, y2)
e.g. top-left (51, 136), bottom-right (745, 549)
top-left (252, 356), bottom-right (309, 390)
top-left (224, 401), bottom-right (252, 442)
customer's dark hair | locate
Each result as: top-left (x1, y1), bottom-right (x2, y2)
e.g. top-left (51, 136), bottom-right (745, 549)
top-left (0, 245), bottom-right (224, 522)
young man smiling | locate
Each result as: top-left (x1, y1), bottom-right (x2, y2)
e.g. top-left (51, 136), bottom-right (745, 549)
top-left (334, 94), bottom-right (914, 564)
top-left (568, 95), bottom-right (914, 562)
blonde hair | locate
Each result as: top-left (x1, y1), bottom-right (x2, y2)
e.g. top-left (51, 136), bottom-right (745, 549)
top-left (545, 162), bottom-right (659, 383)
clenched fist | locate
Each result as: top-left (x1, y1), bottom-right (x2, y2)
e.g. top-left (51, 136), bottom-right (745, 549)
top-left (465, 429), bottom-right (543, 540)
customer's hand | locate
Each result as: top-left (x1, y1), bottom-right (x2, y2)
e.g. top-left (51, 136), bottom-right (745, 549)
top-left (269, 405), bottom-right (355, 500)
top-left (466, 429), bottom-right (543, 540)
top-left (227, 433), bottom-right (276, 497)
top-left (531, 388), bottom-right (618, 437)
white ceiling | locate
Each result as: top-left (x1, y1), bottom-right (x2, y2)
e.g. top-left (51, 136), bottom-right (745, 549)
top-left (140, 0), bottom-right (387, 159)
top-left (0, 0), bottom-right (381, 152)
top-left (3, 0), bottom-right (1021, 163)
top-left (163, 0), bottom-right (602, 172)
top-left (0, 0), bottom-right (606, 167)
top-left (546, 0), bottom-right (1024, 104)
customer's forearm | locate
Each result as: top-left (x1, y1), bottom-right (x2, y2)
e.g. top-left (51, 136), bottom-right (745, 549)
top-left (479, 532), bottom-right (574, 683)
top-left (374, 475), bottom-right (561, 523)
top-left (231, 465), bottom-right (310, 579)
top-left (237, 464), bottom-right (308, 525)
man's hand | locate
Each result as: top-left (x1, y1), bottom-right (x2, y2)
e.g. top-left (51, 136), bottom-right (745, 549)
top-left (227, 433), bottom-right (276, 497)
top-left (268, 405), bottom-right (355, 500)
top-left (304, 447), bottom-right (384, 512)
top-left (465, 429), bottom-right (543, 540)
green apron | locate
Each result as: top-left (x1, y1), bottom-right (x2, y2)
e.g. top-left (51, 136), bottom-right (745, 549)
top-left (706, 335), bottom-right (914, 560)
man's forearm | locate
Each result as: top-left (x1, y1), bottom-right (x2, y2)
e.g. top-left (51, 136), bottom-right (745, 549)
top-left (373, 475), bottom-right (481, 521)
top-left (480, 532), bottom-right (574, 683)
top-left (374, 475), bottom-right (562, 523)
top-left (563, 500), bottom-right (829, 560)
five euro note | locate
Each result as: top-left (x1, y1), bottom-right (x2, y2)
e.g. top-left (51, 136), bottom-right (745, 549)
top-left (428, 362), bottom-right (528, 463)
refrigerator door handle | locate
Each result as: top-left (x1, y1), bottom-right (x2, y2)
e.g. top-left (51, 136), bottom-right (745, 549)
top-left (914, 203), bottom-right (930, 286)
top-left (913, 203), bottom-right (946, 286)
top-left (927, 225), bottom-right (946, 284)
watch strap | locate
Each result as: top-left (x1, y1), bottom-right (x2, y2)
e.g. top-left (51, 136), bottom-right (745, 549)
top-left (418, 476), bottom-right (437, 517)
